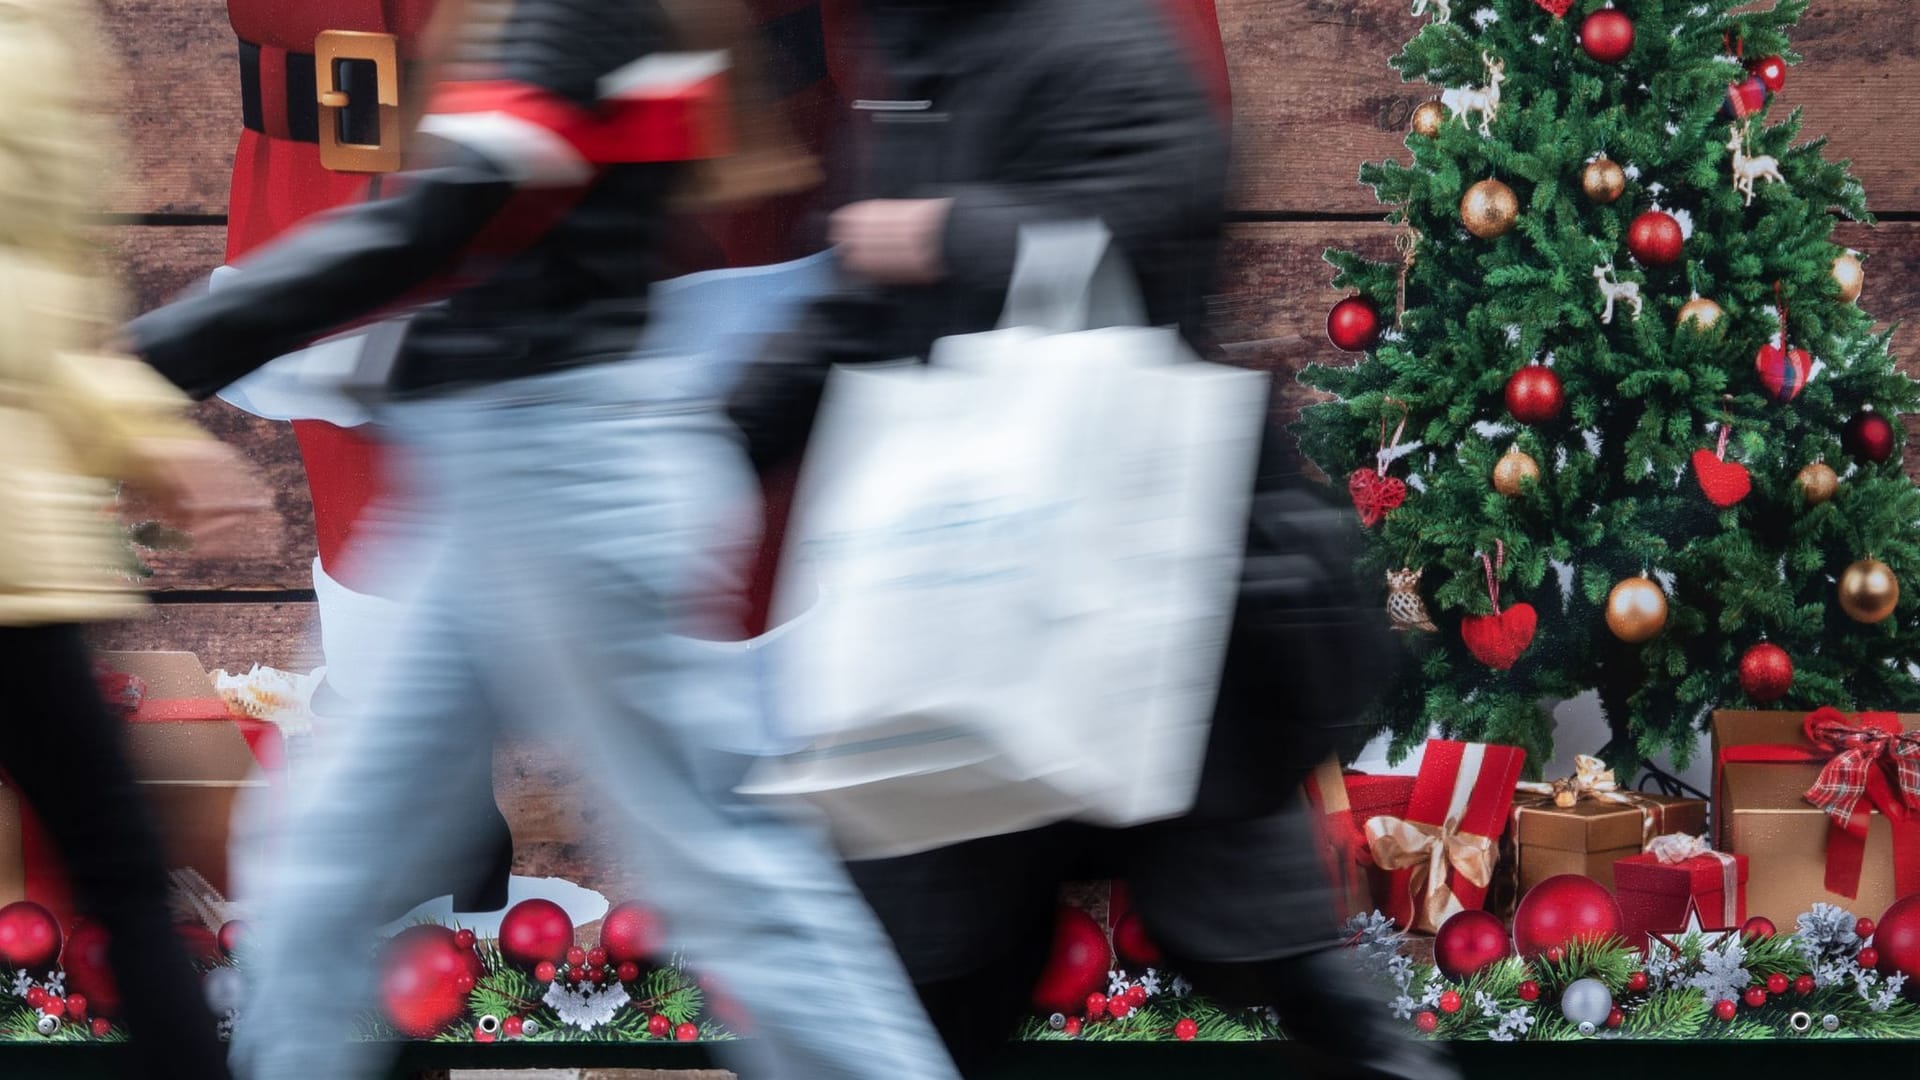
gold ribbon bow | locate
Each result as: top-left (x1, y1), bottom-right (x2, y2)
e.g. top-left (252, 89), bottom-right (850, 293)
top-left (1647, 833), bottom-right (1712, 865)
top-left (1515, 754), bottom-right (1629, 809)
top-left (1363, 814), bottom-right (1497, 932)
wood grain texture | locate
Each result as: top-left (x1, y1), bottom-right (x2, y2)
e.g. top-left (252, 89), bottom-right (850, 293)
top-left (87, 600), bottom-right (320, 670)
top-left (92, 0), bottom-right (1920, 216)
top-left (1214, 0), bottom-right (1920, 215)
top-left (110, 226), bottom-right (317, 590)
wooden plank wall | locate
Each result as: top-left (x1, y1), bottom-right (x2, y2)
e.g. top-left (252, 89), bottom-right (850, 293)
top-left (87, 1), bottom-right (1920, 890)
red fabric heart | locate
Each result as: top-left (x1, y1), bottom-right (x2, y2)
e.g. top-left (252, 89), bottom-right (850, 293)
top-left (1461, 603), bottom-right (1538, 671)
top-left (1349, 469), bottom-right (1407, 528)
top-left (1532, 0), bottom-right (1573, 15)
top-left (1755, 344), bottom-right (1812, 403)
top-left (1692, 449), bottom-right (1752, 508)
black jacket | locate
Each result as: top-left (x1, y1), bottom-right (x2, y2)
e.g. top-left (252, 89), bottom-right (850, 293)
top-left (725, 0), bottom-right (1230, 470)
top-left (127, 0), bottom-right (682, 399)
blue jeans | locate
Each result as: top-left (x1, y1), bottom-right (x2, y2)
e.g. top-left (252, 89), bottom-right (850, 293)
top-left (230, 357), bottom-right (957, 1080)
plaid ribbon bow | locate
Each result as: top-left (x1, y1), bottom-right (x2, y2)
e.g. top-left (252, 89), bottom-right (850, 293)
top-left (1801, 707), bottom-right (1920, 898)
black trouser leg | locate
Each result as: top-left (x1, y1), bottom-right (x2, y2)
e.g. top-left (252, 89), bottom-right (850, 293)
top-left (0, 625), bottom-right (232, 1080)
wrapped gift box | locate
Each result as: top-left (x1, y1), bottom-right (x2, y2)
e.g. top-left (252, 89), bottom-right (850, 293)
top-left (1303, 763), bottom-right (1416, 921)
top-left (1713, 709), bottom-right (1920, 928)
top-left (1508, 793), bottom-right (1707, 893)
top-left (1363, 741), bottom-right (1526, 932)
top-left (1615, 843), bottom-right (1748, 943)
top-left (1, 652), bottom-right (269, 922)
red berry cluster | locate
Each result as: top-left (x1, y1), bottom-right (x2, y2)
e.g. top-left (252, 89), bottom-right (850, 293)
top-left (531, 943), bottom-right (639, 992)
top-left (1083, 984), bottom-right (1150, 1024)
top-left (645, 1013), bottom-right (701, 1042)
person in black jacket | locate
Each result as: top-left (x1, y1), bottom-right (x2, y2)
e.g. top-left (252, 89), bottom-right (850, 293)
top-left (728, 2), bottom-right (1454, 1077)
top-left (122, 3), bottom-right (961, 1079)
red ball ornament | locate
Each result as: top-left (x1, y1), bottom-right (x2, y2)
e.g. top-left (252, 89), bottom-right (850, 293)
top-left (25, 988), bottom-right (47, 1009)
top-left (647, 1013), bottom-right (672, 1038)
top-left (599, 902), bottom-right (663, 967)
top-left (1858, 917), bottom-right (1878, 940)
top-left (503, 1015), bottom-right (525, 1038)
top-left (1029, 907), bottom-right (1112, 1014)
top-left (1064, 1016), bottom-right (1083, 1036)
top-left (1544, 945), bottom-right (1568, 964)
top-left (1739, 644), bottom-right (1794, 704)
top-left (1108, 996), bottom-right (1134, 1020)
top-left (1438, 990), bottom-right (1463, 1015)
top-left (1752, 56), bottom-right (1788, 93)
top-left (1743, 916), bottom-right (1777, 941)
top-left (1512, 875), bottom-right (1624, 960)
top-left (1175, 1017), bottom-right (1199, 1042)
top-left (89, 1018), bottom-right (111, 1039)
top-left (533, 961), bottom-right (557, 984)
top-left (674, 1022), bottom-right (700, 1042)
top-left (617, 960), bottom-right (641, 983)
top-left (1794, 974), bottom-right (1816, 996)
top-left (1628, 211), bottom-right (1685, 268)
top-left (1873, 895), bottom-right (1920, 986)
top-left (1124, 985), bottom-right (1149, 1008)
top-left (61, 923), bottom-right (119, 1019)
top-left (586, 946), bottom-right (608, 969)
top-left (1086, 992), bottom-right (1109, 1019)
top-left (42, 996), bottom-right (64, 1018)
top-left (1328, 296), bottom-right (1382, 353)
top-left (567, 967), bottom-right (585, 985)
top-left (0, 901), bottom-right (62, 973)
top-left (1414, 1011), bottom-right (1440, 1034)
top-left (1844, 411), bottom-right (1897, 465)
top-left (1518, 980), bottom-right (1542, 1002)
top-left (1859, 948), bottom-right (1881, 970)
top-left (1626, 971), bottom-right (1649, 994)
top-left (1767, 973), bottom-right (1790, 995)
top-left (1505, 366), bottom-right (1565, 425)
top-left (1606, 1006), bottom-right (1625, 1029)
top-left (1714, 999), bottom-right (1738, 1022)
top-left (453, 929), bottom-right (476, 951)
top-left (217, 920), bottom-right (249, 959)
top-left (1744, 986), bottom-right (1768, 1008)
top-left (378, 925), bottom-right (480, 1039)
top-left (566, 946), bottom-right (588, 968)
top-left (65, 994), bottom-right (88, 1021)
top-left (1580, 9), bottom-right (1635, 64)
top-left (498, 899), bottom-right (574, 971)
top-left (1113, 911), bottom-right (1164, 968)
top-left (1435, 910), bottom-right (1512, 980)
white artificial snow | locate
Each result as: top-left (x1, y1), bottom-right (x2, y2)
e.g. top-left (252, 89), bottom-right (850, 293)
top-left (1472, 8), bottom-right (1498, 28)
top-left (1672, 209), bottom-right (1696, 239)
top-left (1623, 164), bottom-right (1643, 180)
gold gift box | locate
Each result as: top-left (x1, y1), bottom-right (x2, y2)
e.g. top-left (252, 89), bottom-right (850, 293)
top-left (1509, 794), bottom-right (1707, 893)
top-left (1713, 709), bottom-right (1920, 928)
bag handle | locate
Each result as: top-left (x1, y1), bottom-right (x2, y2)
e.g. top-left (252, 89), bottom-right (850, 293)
top-left (995, 220), bottom-right (1148, 334)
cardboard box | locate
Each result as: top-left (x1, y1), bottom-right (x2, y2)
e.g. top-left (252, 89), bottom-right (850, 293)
top-left (1507, 794), bottom-right (1707, 893)
top-left (1712, 709), bottom-right (1920, 928)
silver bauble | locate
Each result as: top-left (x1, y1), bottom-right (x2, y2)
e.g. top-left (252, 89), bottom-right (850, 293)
top-left (1559, 977), bottom-right (1613, 1029)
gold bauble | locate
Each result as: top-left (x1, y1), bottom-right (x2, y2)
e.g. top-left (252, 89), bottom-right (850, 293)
top-left (1677, 297), bottom-right (1725, 333)
top-left (1833, 253), bottom-right (1865, 304)
top-left (1411, 100), bottom-right (1448, 138)
top-left (1796, 462), bottom-right (1839, 507)
top-left (1493, 447), bottom-right (1541, 496)
top-left (1581, 157), bottom-right (1627, 204)
top-left (1606, 576), bottom-right (1670, 644)
top-left (1839, 558), bottom-right (1900, 624)
top-left (1461, 179), bottom-right (1519, 239)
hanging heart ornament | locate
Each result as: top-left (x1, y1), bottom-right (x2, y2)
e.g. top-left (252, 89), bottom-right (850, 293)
top-left (1349, 470), bottom-right (1408, 528)
top-left (1532, 0), bottom-right (1574, 16)
top-left (1692, 450), bottom-right (1752, 508)
top-left (1460, 541), bottom-right (1537, 671)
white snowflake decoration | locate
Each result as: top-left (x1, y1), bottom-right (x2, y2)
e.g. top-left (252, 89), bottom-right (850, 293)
top-left (1391, 994), bottom-right (1417, 1020)
top-left (1686, 938), bottom-right (1751, 1005)
top-left (45, 971), bottom-right (64, 996)
top-left (1474, 990), bottom-right (1501, 1018)
top-left (1170, 975), bottom-right (1193, 999)
top-left (9, 970), bottom-right (32, 999)
top-left (1108, 970), bottom-right (1132, 997)
top-left (1138, 969), bottom-right (1163, 997)
top-left (541, 980), bottom-right (632, 1033)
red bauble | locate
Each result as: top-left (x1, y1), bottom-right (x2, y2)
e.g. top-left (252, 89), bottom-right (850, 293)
top-left (1628, 211), bottom-right (1684, 267)
top-left (1511, 875), bottom-right (1624, 960)
top-left (674, 1022), bottom-right (700, 1042)
top-left (567, 967), bottom-right (585, 985)
top-left (24, 988), bottom-right (47, 1009)
top-left (499, 899), bottom-right (574, 970)
top-left (503, 1014), bottom-right (525, 1038)
top-left (1744, 986), bottom-right (1767, 1008)
top-left (1626, 971), bottom-right (1649, 994)
top-left (1505, 366), bottom-right (1565, 424)
top-left (1742, 916), bottom-right (1777, 941)
top-left (1714, 999), bottom-right (1738, 1022)
top-left (533, 961), bottom-right (557, 984)
top-left (1794, 974), bottom-right (1816, 995)
top-left (89, 1018), bottom-right (111, 1039)
top-left (1086, 992), bottom-right (1109, 1019)
top-left (1518, 980), bottom-right (1541, 1002)
top-left (1029, 907), bottom-right (1112, 1014)
top-left (1859, 948), bottom-right (1881, 969)
top-left (1064, 1016), bottom-right (1083, 1036)
top-left (1752, 56), bottom-right (1788, 93)
top-left (1108, 996), bottom-right (1134, 1020)
top-left (566, 946), bottom-right (588, 968)
top-left (1859, 917), bottom-right (1878, 940)
top-left (1438, 990), bottom-right (1463, 1015)
top-left (648, 1013), bottom-right (673, 1038)
top-left (1873, 894), bottom-right (1920, 987)
top-left (1434, 910), bottom-right (1512, 980)
top-left (61, 923), bottom-right (119, 1019)
top-left (598, 901), bottom-right (662, 967)
top-left (1328, 296), bottom-right (1382, 352)
top-left (453, 929), bottom-right (477, 951)
top-left (1580, 9), bottom-right (1635, 64)
top-left (0, 901), bottom-right (61, 973)
top-left (617, 961), bottom-right (641, 983)
top-left (217, 920), bottom-right (249, 959)
top-left (1844, 411), bottom-right (1897, 465)
top-left (1739, 644), bottom-right (1794, 704)
top-left (1767, 973), bottom-right (1790, 995)
top-left (1606, 1006), bottom-right (1625, 1029)
top-left (65, 994), bottom-right (88, 1021)
top-left (1113, 911), bottom-right (1164, 968)
top-left (378, 925), bottom-right (483, 1039)
top-left (1175, 1017), bottom-right (1199, 1042)
top-left (1414, 1011), bottom-right (1439, 1034)
top-left (1125, 985), bottom-right (1149, 1008)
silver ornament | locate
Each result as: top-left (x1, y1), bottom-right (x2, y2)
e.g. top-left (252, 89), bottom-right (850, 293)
top-left (520, 1018), bottom-right (542, 1038)
top-left (1048, 1013), bottom-right (1068, 1031)
top-left (36, 1013), bottom-right (60, 1037)
top-left (1789, 1011), bottom-right (1813, 1034)
top-left (477, 1014), bottom-right (502, 1036)
top-left (1559, 977), bottom-right (1613, 1029)
top-left (1576, 1020), bottom-right (1596, 1036)
top-left (202, 967), bottom-right (247, 1014)
top-left (1822, 1013), bottom-right (1841, 1032)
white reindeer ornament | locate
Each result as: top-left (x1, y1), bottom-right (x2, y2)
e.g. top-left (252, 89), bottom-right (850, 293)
top-left (1441, 53), bottom-right (1505, 138)
top-left (1411, 0), bottom-right (1452, 22)
top-left (1728, 125), bottom-right (1784, 206)
top-left (1593, 264), bottom-right (1643, 325)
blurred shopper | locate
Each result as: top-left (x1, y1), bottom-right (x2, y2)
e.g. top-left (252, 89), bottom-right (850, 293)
top-left (728, 1), bottom-right (1455, 1077)
top-left (120, 2), bottom-right (960, 1079)
top-left (0, 2), bottom-right (264, 1076)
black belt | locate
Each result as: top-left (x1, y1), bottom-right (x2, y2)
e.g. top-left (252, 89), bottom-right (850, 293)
top-left (238, 39), bottom-right (407, 146)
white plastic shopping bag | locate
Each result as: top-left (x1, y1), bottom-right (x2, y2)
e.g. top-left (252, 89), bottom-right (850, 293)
top-left (741, 222), bottom-right (1268, 857)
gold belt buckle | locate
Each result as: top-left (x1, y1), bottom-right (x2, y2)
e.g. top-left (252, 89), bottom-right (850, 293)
top-left (314, 30), bottom-right (403, 173)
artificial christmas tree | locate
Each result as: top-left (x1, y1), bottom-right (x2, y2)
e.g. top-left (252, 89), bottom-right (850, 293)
top-left (1297, 0), bottom-right (1920, 772)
